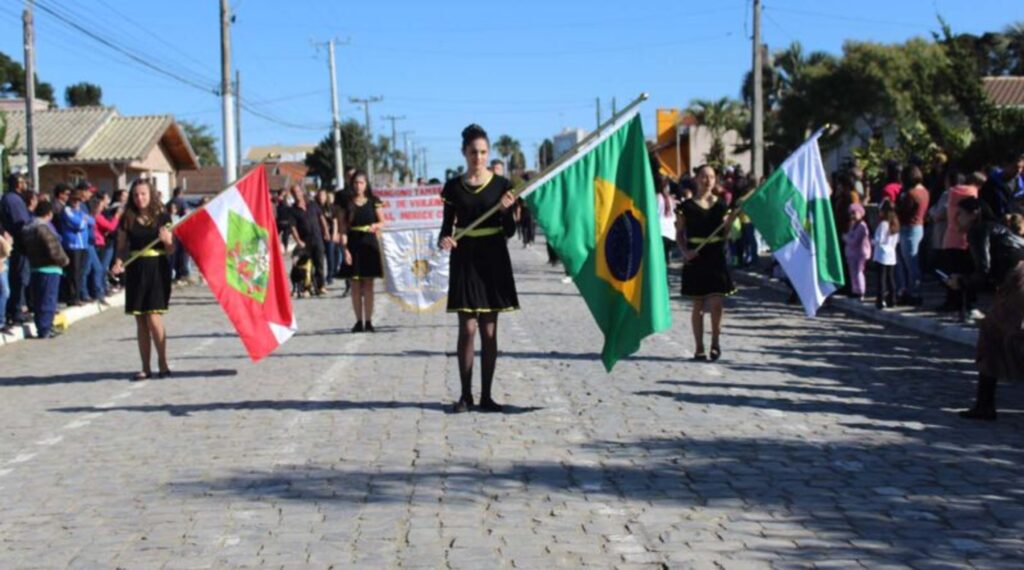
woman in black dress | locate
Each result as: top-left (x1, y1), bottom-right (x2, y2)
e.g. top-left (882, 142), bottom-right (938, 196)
top-left (439, 124), bottom-right (518, 413)
top-left (341, 171), bottom-right (384, 332)
top-left (111, 178), bottom-right (174, 380)
top-left (677, 165), bottom-right (737, 362)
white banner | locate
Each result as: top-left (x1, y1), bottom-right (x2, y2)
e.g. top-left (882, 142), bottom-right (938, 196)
top-left (376, 185), bottom-right (449, 311)
top-left (375, 185), bottom-right (445, 230)
top-left (381, 228), bottom-right (449, 312)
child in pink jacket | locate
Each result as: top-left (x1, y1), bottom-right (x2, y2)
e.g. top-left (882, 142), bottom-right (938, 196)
top-left (843, 203), bottom-right (871, 300)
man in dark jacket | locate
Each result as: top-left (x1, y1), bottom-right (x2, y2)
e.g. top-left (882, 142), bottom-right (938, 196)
top-left (951, 203), bottom-right (1024, 420)
top-left (0, 173), bottom-right (32, 326)
top-left (22, 201), bottom-right (69, 338)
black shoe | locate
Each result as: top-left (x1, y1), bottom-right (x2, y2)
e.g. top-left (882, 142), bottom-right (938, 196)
top-left (709, 346), bottom-right (721, 362)
top-left (365, 321), bottom-right (375, 333)
top-left (958, 407), bottom-right (997, 421)
top-left (692, 351), bottom-right (708, 362)
top-left (351, 321), bottom-right (364, 333)
top-left (478, 398), bottom-right (504, 413)
top-left (158, 369), bottom-right (172, 379)
top-left (451, 396), bottom-right (473, 414)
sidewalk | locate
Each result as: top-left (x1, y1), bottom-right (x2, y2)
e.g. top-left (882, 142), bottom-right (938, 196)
top-left (0, 291), bottom-right (127, 347)
top-left (730, 258), bottom-right (980, 348)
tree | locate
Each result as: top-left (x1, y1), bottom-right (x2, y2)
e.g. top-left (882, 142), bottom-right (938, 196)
top-left (305, 120), bottom-right (371, 187)
top-left (685, 97), bottom-right (746, 169)
top-left (493, 135), bottom-right (522, 172)
top-left (64, 82), bottom-right (102, 107)
top-left (0, 51), bottom-right (54, 104)
top-left (179, 120), bottom-right (219, 167)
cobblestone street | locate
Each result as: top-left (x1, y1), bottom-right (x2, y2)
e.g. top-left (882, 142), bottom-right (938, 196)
top-left (1, 244), bottom-right (1022, 569)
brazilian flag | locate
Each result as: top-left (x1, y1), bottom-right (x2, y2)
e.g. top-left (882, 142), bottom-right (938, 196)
top-left (524, 114), bottom-right (671, 371)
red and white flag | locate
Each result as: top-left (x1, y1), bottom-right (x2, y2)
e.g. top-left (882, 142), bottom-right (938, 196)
top-left (174, 165), bottom-right (296, 361)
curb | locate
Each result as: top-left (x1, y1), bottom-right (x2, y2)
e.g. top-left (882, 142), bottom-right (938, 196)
top-left (734, 268), bottom-right (978, 348)
top-left (0, 291), bottom-right (126, 347)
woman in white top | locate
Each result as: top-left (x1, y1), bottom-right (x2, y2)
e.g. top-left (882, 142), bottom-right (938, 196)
top-left (873, 200), bottom-right (901, 309)
top-left (657, 180), bottom-right (676, 265)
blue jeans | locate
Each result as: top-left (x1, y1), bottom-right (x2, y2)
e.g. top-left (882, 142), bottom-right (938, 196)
top-left (31, 271), bottom-right (61, 337)
top-left (898, 225), bottom-right (925, 297)
top-left (0, 260), bottom-right (9, 327)
top-left (325, 241), bottom-right (338, 284)
top-left (81, 246), bottom-right (106, 301)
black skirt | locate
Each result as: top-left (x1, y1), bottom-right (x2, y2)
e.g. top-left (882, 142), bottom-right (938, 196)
top-left (125, 255), bottom-right (172, 315)
top-left (681, 242), bottom-right (735, 298)
top-left (447, 233), bottom-right (519, 313)
top-left (349, 230), bottom-right (383, 280)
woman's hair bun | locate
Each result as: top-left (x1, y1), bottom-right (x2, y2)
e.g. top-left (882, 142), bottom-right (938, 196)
top-left (461, 124), bottom-right (488, 148)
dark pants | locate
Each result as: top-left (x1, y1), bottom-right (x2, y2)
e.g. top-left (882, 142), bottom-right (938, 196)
top-left (172, 239), bottom-right (191, 280)
top-left (310, 241), bottom-right (326, 290)
top-left (5, 250), bottom-right (30, 323)
top-left (325, 241), bottom-right (339, 283)
top-left (63, 249), bottom-right (87, 303)
top-left (31, 272), bottom-right (60, 337)
top-left (876, 263), bottom-right (895, 307)
top-left (939, 248), bottom-right (975, 308)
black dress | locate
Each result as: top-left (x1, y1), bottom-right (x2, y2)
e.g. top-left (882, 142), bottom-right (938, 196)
top-left (122, 213), bottom-right (172, 315)
top-left (347, 197), bottom-right (384, 280)
top-left (679, 199), bottom-right (736, 298)
top-left (440, 175), bottom-right (519, 313)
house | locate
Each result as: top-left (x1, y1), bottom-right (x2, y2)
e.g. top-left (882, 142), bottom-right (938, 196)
top-left (2, 106), bottom-right (198, 202)
top-left (650, 109), bottom-right (751, 179)
top-left (178, 162), bottom-right (312, 198)
top-left (245, 144), bottom-right (315, 164)
top-left (982, 76), bottom-right (1024, 109)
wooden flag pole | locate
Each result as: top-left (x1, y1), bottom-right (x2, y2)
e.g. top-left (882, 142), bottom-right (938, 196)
top-left (119, 164), bottom-right (269, 270)
top-left (451, 92), bottom-right (650, 242)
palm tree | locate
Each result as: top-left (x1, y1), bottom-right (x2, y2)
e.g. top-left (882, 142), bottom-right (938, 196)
top-left (685, 97), bottom-right (747, 169)
top-left (493, 135), bottom-right (522, 173)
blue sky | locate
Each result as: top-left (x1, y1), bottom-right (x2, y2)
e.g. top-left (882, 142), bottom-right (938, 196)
top-left (0, 0), bottom-right (1017, 180)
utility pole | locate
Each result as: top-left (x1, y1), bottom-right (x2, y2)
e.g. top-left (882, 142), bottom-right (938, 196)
top-left (381, 114), bottom-right (405, 184)
top-left (235, 69), bottom-right (242, 173)
top-left (400, 130), bottom-right (413, 183)
top-left (410, 142), bottom-right (418, 181)
top-left (23, 3), bottom-right (37, 190)
top-left (752, 0), bottom-right (764, 182)
top-left (611, 97), bottom-right (617, 117)
top-left (420, 148), bottom-right (428, 180)
top-left (596, 97), bottom-right (602, 131)
top-left (327, 39), bottom-right (345, 190)
top-left (350, 96), bottom-right (382, 181)
top-left (220, 0), bottom-right (237, 184)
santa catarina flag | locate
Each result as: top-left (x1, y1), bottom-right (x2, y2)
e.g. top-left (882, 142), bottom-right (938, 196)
top-left (742, 129), bottom-right (845, 317)
top-left (524, 112), bottom-right (671, 371)
top-left (173, 165), bottom-right (296, 360)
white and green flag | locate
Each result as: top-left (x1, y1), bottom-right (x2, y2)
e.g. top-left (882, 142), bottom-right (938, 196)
top-left (743, 129), bottom-right (844, 316)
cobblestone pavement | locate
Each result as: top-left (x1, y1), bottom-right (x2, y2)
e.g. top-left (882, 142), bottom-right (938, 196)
top-left (1, 243), bottom-right (1022, 570)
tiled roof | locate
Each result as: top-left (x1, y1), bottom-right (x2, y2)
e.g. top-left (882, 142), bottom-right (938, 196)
top-left (179, 166), bottom-right (225, 196)
top-left (2, 106), bottom-right (114, 154)
top-left (982, 76), bottom-right (1024, 108)
top-left (75, 115), bottom-right (173, 162)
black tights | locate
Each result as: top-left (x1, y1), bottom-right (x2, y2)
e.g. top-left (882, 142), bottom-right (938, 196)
top-left (457, 312), bottom-right (499, 403)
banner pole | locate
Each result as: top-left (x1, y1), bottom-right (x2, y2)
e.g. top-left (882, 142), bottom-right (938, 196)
top-left (451, 92), bottom-right (650, 242)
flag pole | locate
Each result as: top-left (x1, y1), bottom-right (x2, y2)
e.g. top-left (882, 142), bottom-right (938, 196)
top-left (451, 92), bottom-right (650, 241)
top-left (120, 164), bottom-right (269, 269)
top-left (683, 123), bottom-right (833, 261)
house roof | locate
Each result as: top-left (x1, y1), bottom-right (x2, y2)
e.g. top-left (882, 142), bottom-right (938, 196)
top-left (179, 162), bottom-right (311, 196)
top-left (245, 144), bottom-right (315, 162)
top-left (1, 107), bottom-right (199, 169)
top-left (3, 106), bottom-right (113, 154)
top-left (982, 76), bottom-right (1024, 108)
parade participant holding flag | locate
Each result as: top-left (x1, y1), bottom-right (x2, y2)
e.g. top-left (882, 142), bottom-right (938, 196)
top-left (343, 170), bottom-right (385, 333)
top-left (677, 165), bottom-right (739, 362)
top-left (111, 178), bottom-right (174, 381)
top-left (439, 124), bottom-right (518, 414)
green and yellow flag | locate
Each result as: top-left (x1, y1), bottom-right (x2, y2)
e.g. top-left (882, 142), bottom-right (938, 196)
top-left (524, 113), bottom-right (671, 371)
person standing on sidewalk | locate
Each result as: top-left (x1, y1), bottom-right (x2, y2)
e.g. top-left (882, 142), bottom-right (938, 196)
top-left (0, 229), bottom-right (11, 331)
top-left (288, 185), bottom-right (329, 296)
top-left (1, 173), bottom-right (33, 328)
top-left (111, 178), bottom-right (174, 381)
top-left (677, 165), bottom-right (738, 362)
top-left (896, 165), bottom-right (930, 306)
top-left (872, 201), bottom-right (900, 309)
top-left (21, 202), bottom-right (69, 339)
top-left (439, 124), bottom-right (518, 413)
top-left (59, 187), bottom-right (90, 306)
top-left (843, 203), bottom-right (871, 301)
top-left (937, 172), bottom-right (983, 311)
top-left (957, 212), bottom-right (1024, 420)
top-left (342, 171), bottom-right (384, 333)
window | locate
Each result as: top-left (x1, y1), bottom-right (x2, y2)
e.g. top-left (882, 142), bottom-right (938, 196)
top-left (68, 168), bottom-right (87, 186)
